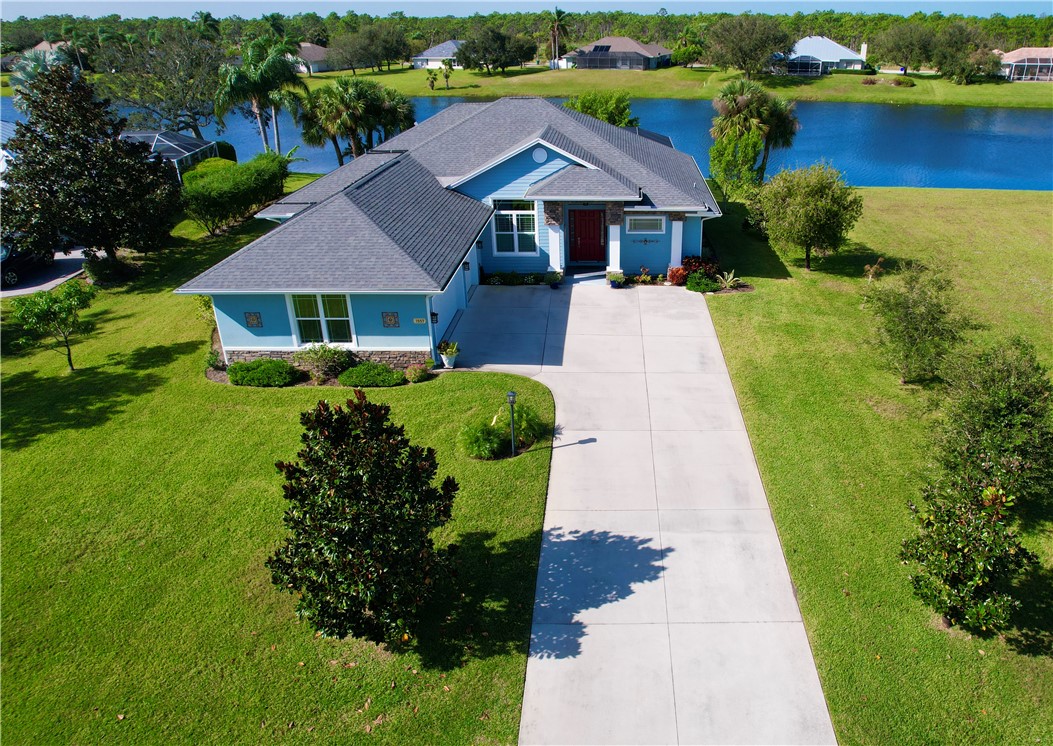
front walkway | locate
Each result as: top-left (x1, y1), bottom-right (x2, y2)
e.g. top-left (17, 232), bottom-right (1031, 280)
top-left (449, 281), bottom-right (836, 745)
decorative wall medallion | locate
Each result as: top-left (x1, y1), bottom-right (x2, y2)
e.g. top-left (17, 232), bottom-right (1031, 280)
top-left (244, 312), bottom-right (263, 327)
top-left (381, 311), bottom-right (400, 328)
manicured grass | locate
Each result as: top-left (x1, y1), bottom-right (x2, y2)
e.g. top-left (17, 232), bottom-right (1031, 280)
top-left (304, 65), bottom-right (1053, 108)
top-left (0, 71), bottom-right (11, 96)
top-left (705, 188), bottom-right (1052, 744)
top-left (0, 214), bottom-right (554, 743)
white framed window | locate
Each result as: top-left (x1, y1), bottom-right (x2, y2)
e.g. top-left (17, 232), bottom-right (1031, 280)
top-left (626, 215), bottom-right (666, 234)
top-left (290, 294), bottom-right (353, 344)
top-left (492, 200), bottom-right (538, 255)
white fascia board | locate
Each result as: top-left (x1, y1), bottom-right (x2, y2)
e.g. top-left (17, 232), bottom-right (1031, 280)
top-left (446, 137), bottom-right (597, 190)
top-left (530, 193), bottom-right (639, 201)
top-left (437, 213), bottom-right (494, 293)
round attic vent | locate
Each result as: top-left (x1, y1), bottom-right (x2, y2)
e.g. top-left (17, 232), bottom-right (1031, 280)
top-left (532, 147), bottom-right (548, 163)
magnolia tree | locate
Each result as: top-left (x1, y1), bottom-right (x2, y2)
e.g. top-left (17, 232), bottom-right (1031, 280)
top-left (267, 392), bottom-right (458, 642)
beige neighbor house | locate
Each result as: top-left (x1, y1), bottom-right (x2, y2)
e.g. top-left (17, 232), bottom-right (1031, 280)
top-left (292, 43), bottom-right (331, 74)
top-left (558, 36), bottom-right (672, 70)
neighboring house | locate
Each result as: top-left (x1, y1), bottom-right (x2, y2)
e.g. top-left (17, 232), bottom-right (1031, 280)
top-left (782, 36), bottom-right (866, 76)
top-left (1, 53), bottom-right (19, 72)
top-left (559, 37), bottom-right (672, 70)
top-left (119, 130), bottom-right (218, 180)
top-left (999, 47), bottom-right (1053, 81)
top-left (412, 40), bottom-right (464, 69)
top-left (30, 40), bottom-right (69, 54)
top-left (292, 43), bottom-right (330, 74)
top-left (176, 97), bottom-right (721, 367)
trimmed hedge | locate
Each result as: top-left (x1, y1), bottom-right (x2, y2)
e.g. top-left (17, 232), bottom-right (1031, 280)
top-left (182, 153), bottom-right (290, 235)
top-left (227, 358), bottom-right (301, 387)
top-left (831, 66), bottom-right (877, 75)
top-left (338, 361), bottom-right (406, 388)
top-left (686, 273), bottom-right (722, 293)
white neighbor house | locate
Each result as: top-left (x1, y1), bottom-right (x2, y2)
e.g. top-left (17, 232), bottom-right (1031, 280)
top-left (412, 40), bottom-right (464, 69)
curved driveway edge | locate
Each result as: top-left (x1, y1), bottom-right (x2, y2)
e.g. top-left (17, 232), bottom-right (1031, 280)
top-left (450, 283), bottom-right (836, 745)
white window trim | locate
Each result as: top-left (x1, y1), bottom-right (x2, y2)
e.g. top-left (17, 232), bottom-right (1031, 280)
top-left (286, 293), bottom-right (358, 348)
top-left (490, 200), bottom-right (540, 257)
top-left (626, 215), bottom-right (667, 234)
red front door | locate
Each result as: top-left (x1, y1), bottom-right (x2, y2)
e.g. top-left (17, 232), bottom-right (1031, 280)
top-left (569, 209), bottom-right (606, 263)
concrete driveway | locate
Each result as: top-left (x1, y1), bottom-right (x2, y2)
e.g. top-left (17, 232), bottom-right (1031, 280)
top-left (449, 280), bottom-right (836, 745)
top-left (0, 249), bottom-right (87, 299)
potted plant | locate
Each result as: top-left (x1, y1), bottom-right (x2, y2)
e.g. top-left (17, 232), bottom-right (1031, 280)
top-left (608, 272), bottom-right (624, 289)
top-left (437, 340), bottom-right (460, 368)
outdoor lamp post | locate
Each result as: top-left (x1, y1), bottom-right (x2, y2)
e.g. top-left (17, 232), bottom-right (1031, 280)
top-left (507, 390), bottom-right (517, 457)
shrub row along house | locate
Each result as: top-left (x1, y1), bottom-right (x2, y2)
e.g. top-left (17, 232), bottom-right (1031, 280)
top-left (176, 97), bottom-right (720, 366)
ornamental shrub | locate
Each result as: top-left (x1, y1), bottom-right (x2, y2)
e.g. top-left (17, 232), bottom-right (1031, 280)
top-left (866, 263), bottom-right (975, 384)
top-left (681, 256), bottom-right (720, 278)
top-left (460, 403), bottom-right (547, 459)
top-left (686, 272), bottom-right (722, 293)
top-left (266, 393), bottom-right (458, 641)
top-left (227, 358), bottom-right (301, 387)
top-left (901, 484), bottom-right (1036, 632)
top-left (292, 343), bottom-right (352, 383)
top-left (935, 338), bottom-right (1053, 508)
top-left (667, 266), bottom-right (688, 286)
top-left (405, 362), bottom-right (431, 383)
top-left (338, 360), bottom-right (405, 387)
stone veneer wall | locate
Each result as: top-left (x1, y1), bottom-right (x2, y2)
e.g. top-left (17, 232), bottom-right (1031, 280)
top-left (225, 349), bottom-right (431, 368)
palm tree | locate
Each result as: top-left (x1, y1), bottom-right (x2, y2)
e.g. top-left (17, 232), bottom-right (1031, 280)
top-left (327, 76), bottom-right (384, 158)
top-left (709, 79), bottom-right (767, 141)
top-left (441, 59), bottom-right (454, 89)
top-left (283, 86), bottom-right (347, 166)
top-left (192, 11), bottom-right (221, 41)
top-left (10, 51), bottom-right (62, 109)
top-left (710, 80), bottom-right (800, 183)
top-left (375, 87), bottom-right (415, 145)
top-left (216, 34), bottom-right (307, 152)
top-left (60, 23), bottom-right (87, 69)
top-left (426, 69), bottom-right (438, 90)
top-left (755, 95), bottom-right (799, 182)
top-left (546, 8), bottom-right (569, 69)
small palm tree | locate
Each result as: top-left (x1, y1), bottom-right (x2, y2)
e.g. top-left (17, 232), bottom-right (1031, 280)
top-left (709, 79), bottom-right (767, 141)
top-left (441, 59), bottom-right (454, 89)
top-left (376, 87), bottom-right (415, 145)
top-left (426, 68), bottom-right (438, 90)
top-left (283, 87), bottom-right (347, 166)
top-left (756, 95), bottom-right (799, 182)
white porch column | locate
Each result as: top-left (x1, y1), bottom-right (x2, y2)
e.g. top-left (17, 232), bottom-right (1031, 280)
top-left (670, 218), bottom-right (684, 269)
top-left (548, 224), bottom-right (563, 271)
top-left (606, 225), bottom-right (621, 273)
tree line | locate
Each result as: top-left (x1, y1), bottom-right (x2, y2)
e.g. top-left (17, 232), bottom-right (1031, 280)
top-left (3, 9), bottom-right (1051, 65)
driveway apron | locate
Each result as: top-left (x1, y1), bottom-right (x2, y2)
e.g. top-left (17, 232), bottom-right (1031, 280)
top-left (450, 282), bottom-right (836, 745)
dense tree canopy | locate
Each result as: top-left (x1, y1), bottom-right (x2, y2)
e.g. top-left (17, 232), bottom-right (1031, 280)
top-left (1, 65), bottom-right (181, 264)
top-left (563, 90), bottom-right (639, 126)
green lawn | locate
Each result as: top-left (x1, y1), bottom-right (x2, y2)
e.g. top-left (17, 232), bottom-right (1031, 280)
top-left (706, 188), bottom-right (1053, 744)
top-left (0, 214), bottom-right (554, 743)
top-left (304, 65), bottom-right (1053, 108)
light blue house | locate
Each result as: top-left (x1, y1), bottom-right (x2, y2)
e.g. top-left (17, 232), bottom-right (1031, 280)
top-left (176, 97), bottom-right (721, 366)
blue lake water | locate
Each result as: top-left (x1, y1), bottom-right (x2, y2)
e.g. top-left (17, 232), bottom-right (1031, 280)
top-left (3, 94), bottom-right (1051, 189)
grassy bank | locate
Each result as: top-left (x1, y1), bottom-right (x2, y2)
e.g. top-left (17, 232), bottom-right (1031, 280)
top-left (305, 65), bottom-right (1053, 108)
top-left (706, 188), bottom-right (1052, 744)
top-left (0, 212), bottom-right (554, 743)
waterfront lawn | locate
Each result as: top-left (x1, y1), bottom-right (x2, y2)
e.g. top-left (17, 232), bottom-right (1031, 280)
top-left (304, 65), bottom-right (1053, 108)
top-left (0, 215), bottom-right (554, 744)
top-left (706, 188), bottom-right (1053, 744)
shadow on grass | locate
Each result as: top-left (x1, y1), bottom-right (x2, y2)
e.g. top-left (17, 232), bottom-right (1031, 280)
top-left (0, 341), bottom-right (200, 451)
top-left (1006, 562), bottom-right (1053, 657)
top-left (810, 242), bottom-right (906, 279)
top-left (759, 74), bottom-right (821, 90)
top-left (121, 220), bottom-right (275, 296)
top-left (415, 526), bottom-right (666, 669)
top-left (705, 203), bottom-right (792, 280)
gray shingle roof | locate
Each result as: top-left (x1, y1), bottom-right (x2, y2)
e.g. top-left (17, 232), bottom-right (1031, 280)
top-left (381, 98), bottom-right (718, 212)
top-left (525, 166), bottom-right (639, 200)
top-left (181, 97), bottom-right (720, 296)
top-left (413, 40), bottom-right (463, 59)
top-left (256, 152), bottom-right (401, 220)
top-left (178, 155), bottom-right (492, 294)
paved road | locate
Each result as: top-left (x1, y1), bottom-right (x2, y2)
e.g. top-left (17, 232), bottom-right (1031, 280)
top-left (0, 249), bottom-right (86, 299)
top-left (450, 280), bottom-right (836, 745)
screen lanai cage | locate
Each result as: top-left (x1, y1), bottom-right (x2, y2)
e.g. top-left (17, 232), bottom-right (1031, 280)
top-left (1002, 53), bottom-right (1053, 81)
top-left (572, 47), bottom-right (655, 70)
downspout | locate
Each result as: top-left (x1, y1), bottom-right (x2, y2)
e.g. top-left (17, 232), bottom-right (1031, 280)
top-left (425, 295), bottom-right (438, 362)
